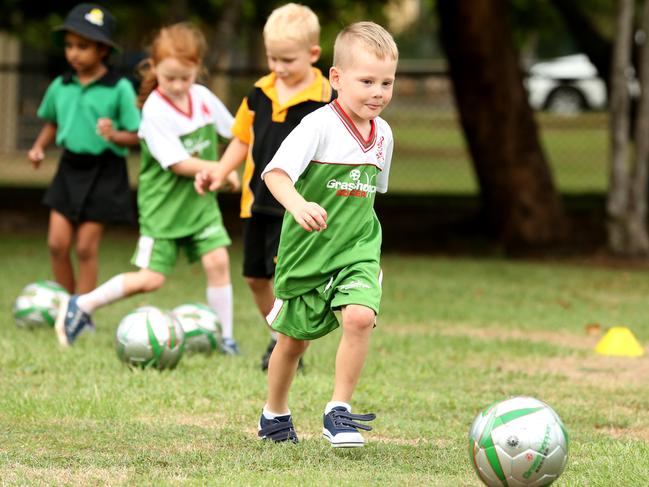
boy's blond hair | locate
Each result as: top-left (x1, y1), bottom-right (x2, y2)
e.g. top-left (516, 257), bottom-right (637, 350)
top-left (333, 21), bottom-right (398, 69)
top-left (263, 3), bottom-right (320, 47)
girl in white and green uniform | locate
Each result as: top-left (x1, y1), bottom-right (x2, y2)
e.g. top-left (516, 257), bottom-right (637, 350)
top-left (56, 23), bottom-right (241, 354)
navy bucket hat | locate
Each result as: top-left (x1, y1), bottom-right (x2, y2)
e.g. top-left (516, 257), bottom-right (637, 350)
top-left (53, 3), bottom-right (120, 52)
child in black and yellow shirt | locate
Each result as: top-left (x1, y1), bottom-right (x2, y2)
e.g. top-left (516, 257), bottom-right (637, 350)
top-left (195, 3), bottom-right (334, 368)
top-left (28, 3), bottom-right (140, 294)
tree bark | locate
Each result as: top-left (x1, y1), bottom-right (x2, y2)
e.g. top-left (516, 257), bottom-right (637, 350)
top-left (437, 0), bottom-right (566, 248)
top-left (628, 1), bottom-right (649, 253)
top-left (607, 0), bottom-right (635, 253)
top-left (608, 0), bottom-right (649, 254)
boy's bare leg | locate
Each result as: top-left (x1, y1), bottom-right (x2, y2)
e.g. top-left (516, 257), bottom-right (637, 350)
top-left (245, 277), bottom-right (275, 317)
top-left (331, 304), bottom-right (375, 403)
top-left (47, 210), bottom-right (75, 293)
top-left (266, 334), bottom-right (309, 413)
top-left (75, 221), bottom-right (104, 293)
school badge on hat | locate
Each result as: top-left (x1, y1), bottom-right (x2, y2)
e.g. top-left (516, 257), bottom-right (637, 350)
top-left (53, 3), bottom-right (120, 52)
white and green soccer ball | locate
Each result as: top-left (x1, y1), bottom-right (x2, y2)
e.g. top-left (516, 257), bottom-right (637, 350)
top-left (469, 396), bottom-right (569, 487)
top-left (12, 280), bottom-right (69, 329)
top-left (172, 303), bottom-right (222, 355)
top-left (115, 306), bottom-right (185, 370)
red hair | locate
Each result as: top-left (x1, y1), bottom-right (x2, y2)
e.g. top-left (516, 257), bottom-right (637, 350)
top-left (137, 22), bottom-right (207, 108)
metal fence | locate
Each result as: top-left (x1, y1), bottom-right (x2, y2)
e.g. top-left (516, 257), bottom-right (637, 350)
top-left (0, 60), bottom-right (609, 195)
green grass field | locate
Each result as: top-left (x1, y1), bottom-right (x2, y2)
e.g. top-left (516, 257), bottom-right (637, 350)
top-left (0, 111), bottom-right (609, 194)
top-left (2, 231), bottom-right (649, 485)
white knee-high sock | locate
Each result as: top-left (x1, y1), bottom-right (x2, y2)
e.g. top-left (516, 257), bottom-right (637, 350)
top-left (207, 285), bottom-right (233, 339)
top-left (77, 274), bottom-right (125, 314)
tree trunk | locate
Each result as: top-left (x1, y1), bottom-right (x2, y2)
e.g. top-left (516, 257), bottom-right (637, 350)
top-left (610, 0), bottom-right (649, 254)
top-left (437, 0), bottom-right (566, 248)
top-left (607, 0), bottom-right (639, 253)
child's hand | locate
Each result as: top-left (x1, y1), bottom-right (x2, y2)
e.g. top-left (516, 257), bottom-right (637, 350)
top-left (221, 170), bottom-right (240, 193)
top-left (195, 168), bottom-right (220, 195)
top-left (96, 117), bottom-right (114, 141)
top-left (290, 201), bottom-right (328, 232)
top-left (27, 147), bottom-right (45, 169)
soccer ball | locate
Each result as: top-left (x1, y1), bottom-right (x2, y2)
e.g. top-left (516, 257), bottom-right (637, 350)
top-left (115, 306), bottom-right (185, 370)
top-left (12, 280), bottom-right (69, 329)
top-left (172, 303), bottom-right (222, 355)
top-left (468, 396), bottom-right (569, 487)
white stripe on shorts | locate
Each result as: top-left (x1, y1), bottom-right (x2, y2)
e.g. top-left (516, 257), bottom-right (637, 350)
top-left (266, 298), bottom-right (284, 328)
top-left (134, 235), bottom-right (154, 269)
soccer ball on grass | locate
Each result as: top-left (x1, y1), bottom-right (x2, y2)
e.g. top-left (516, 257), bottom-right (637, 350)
top-left (468, 396), bottom-right (569, 486)
top-left (172, 302), bottom-right (222, 355)
top-left (12, 280), bottom-right (69, 329)
top-left (115, 306), bottom-right (185, 370)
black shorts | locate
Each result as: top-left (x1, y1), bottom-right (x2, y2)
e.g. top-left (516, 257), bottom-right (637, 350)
top-left (242, 213), bottom-right (283, 279)
top-left (43, 149), bottom-right (135, 224)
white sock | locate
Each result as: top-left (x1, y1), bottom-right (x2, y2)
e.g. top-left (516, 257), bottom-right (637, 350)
top-left (325, 401), bottom-right (351, 415)
top-left (77, 275), bottom-right (125, 314)
top-left (263, 405), bottom-right (290, 419)
top-left (207, 285), bottom-right (233, 339)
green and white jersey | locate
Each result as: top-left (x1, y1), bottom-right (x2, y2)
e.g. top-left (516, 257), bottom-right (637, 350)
top-left (138, 84), bottom-right (233, 238)
top-left (262, 100), bottom-right (394, 299)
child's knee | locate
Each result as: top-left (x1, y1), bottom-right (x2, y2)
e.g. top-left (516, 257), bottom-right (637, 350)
top-left (203, 249), bottom-right (229, 276)
top-left (48, 238), bottom-right (70, 259)
top-left (278, 335), bottom-right (309, 358)
top-left (75, 242), bottom-right (99, 262)
top-left (342, 306), bottom-right (375, 333)
top-left (139, 270), bottom-right (166, 292)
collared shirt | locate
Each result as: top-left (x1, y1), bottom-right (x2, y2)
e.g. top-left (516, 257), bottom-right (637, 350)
top-left (37, 70), bottom-right (140, 156)
top-left (231, 67), bottom-right (334, 218)
top-left (137, 84), bottom-right (233, 239)
top-left (261, 101), bottom-right (393, 299)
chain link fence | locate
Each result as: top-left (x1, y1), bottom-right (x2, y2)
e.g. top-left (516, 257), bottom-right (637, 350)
top-left (0, 61), bottom-right (609, 195)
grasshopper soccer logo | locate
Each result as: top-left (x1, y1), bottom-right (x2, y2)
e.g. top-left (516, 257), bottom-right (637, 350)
top-left (327, 168), bottom-right (377, 198)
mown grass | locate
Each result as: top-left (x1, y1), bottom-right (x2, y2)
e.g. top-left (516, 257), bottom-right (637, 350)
top-left (2, 231), bottom-right (649, 485)
top-left (0, 111), bottom-right (609, 194)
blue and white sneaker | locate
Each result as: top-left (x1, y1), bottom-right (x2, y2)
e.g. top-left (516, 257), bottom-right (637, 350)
top-left (54, 295), bottom-right (95, 347)
top-left (257, 411), bottom-right (299, 443)
top-left (323, 406), bottom-right (376, 448)
top-left (220, 337), bottom-right (240, 355)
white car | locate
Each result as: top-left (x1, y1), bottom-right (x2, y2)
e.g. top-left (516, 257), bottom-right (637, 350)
top-left (526, 54), bottom-right (607, 114)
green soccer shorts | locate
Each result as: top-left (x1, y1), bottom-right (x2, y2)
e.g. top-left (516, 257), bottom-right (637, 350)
top-left (131, 222), bottom-right (231, 275)
top-left (266, 261), bottom-right (383, 340)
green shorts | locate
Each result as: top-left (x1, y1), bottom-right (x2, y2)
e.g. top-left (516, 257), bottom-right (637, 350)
top-left (131, 222), bottom-right (231, 275)
top-left (267, 261), bottom-right (382, 340)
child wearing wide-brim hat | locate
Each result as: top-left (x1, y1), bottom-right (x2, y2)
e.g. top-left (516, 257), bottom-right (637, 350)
top-left (27, 3), bottom-right (141, 296)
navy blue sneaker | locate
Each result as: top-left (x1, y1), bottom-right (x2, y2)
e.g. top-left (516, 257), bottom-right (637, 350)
top-left (220, 337), bottom-right (240, 355)
top-left (54, 295), bottom-right (95, 347)
top-left (323, 406), bottom-right (376, 448)
top-left (258, 411), bottom-right (299, 443)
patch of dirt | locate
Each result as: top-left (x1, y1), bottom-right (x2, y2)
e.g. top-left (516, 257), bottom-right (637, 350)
top-left (438, 325), bottom-right (601, 351)
top-left (594, 425), bottom-right (649, 442)
top-left (435, 324), bottom-right (649, 389)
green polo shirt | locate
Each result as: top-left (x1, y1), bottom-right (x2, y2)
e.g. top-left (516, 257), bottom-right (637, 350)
top-left (37, 70), bottom-right (140, 156)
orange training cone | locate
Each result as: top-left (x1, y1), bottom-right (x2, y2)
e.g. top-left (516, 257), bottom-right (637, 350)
top-left (595, 326), bottom-right (645, 357)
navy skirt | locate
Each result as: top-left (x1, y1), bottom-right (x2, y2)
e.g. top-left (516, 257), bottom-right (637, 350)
top-left (43, 149), bottom-right (135, 224)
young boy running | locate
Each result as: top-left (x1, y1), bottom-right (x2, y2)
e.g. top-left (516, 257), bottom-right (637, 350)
top-left (256, 22), bottom-right (398, 447)
top-left (195, 3), bottom-right (334, 370)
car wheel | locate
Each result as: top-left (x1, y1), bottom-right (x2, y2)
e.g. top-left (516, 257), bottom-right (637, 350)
top-left (545, 87), bottom-right (586, 115)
